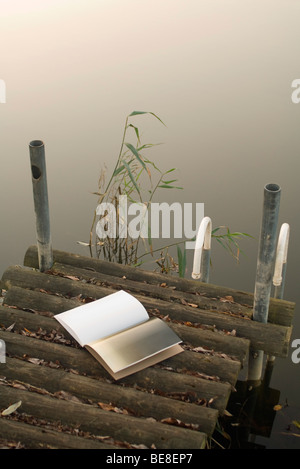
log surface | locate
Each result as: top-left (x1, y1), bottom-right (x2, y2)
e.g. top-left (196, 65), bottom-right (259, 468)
top-left (0, 245), bottom-right (295, 449)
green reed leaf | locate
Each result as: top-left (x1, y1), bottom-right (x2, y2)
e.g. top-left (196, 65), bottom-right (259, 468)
top-left (158, 184), bottom-right (183, 189)
top-left (122, 160), bottom-right (141, 195)
top-left (129, 111), bottom-right (166, 126)
top-left (125, 143), bottom-right (146, 169)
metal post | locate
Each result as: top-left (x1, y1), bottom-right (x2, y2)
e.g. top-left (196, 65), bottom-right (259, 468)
top-left (253, 183), bottom-right (281, 324)
top-left (248, 183), bottom-right (281, 382)
top-left (29, 140), bottom-right (53, 271)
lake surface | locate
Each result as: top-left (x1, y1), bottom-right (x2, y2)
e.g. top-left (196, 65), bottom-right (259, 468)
top-left (0, 0), bottom-right (299, 449)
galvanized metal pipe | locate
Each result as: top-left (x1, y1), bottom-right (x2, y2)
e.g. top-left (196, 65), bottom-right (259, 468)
top-left (192, 216), bottom-right (211, 283)
top-left (248, 183), bottom-right (281, 382)
top-left (253, 183), bottom-right (281, 324)
top-left (29, 140), bottom-right (53, 271)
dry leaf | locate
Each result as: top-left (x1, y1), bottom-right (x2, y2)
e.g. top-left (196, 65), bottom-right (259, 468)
top-left (184, 321), bottom-right (193, 327)
top-left (1, 400), bottom-right (22, 416)
top-left (161, 417), bottom-right (182, 425)
top-left (220, 296), bottom-right (235, 303)
top-left (161, 417), bottom-right (199, 430)
top-left (64, 275), bottom-right (80, 281)
top-left (193, 346), bottom-right (212, 354)
top-left (98, 402), bottom-right (116, 412)
top-left (97, 402), bottom-right (128, 414)
top-left (273, 404), bottom-right (282, 411)
top-left (12, 383), bottom-right (27, 390)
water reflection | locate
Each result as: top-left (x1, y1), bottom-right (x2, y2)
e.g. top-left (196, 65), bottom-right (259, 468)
top-left (216, 359), bottom-right (300, 449)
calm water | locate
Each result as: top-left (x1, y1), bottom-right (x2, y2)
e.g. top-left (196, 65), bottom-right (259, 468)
top-left (0, 0), bottom-right (299, 449)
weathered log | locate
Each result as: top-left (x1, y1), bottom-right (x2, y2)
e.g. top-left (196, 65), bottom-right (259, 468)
top-left (0, 330), bottom-right (232, 412)
top-left (50, 261), bottom-right (253, 318)
top-left (2, 356), bottom-right (218, 436)
top-left (3, 281), bottom-right (81, 315)
top-left (0, 305), bottom-right (241, 385)
top-left (1, 266), bottom-right (291, 357)
top-left (23, 245), bottom-right (296, 326)
top-left (0, 416), bottom-right (120, 449)
top-left (0, 384), bottom-right (207, 449)
top-left (1, 283), bottom-right (249, 364)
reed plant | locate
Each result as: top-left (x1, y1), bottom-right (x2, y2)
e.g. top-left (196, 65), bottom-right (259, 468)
top-left (88, 111), bottom-right (183, 272)
top-left (87, 111), bottom-right (251, 277)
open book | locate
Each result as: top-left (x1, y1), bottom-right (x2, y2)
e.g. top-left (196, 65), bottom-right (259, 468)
top-left (54, 290), bottom-right (183, 380)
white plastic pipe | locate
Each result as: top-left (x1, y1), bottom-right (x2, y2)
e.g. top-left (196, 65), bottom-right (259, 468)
top-left (267, 223), bottom-right (290, 364)
top-left (192, 216), bottom-right (212, 280)
top-left (273, 223), bottom-right (290, 287)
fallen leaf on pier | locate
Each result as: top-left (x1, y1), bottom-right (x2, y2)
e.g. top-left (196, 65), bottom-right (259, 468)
top-left (27, 357), bottom-right (43, 365)
top-left (98, 402), bottom-right (116, 412)
top-left (64, 275), bottom-right (80, 281)
top-left (12, 382), bottom-right (27, 390)
top-left (161, 417), bottom-right (199, 430)
top-left (220, 296), bottom-right (235, 303)
top-left (192, 346), bottom-right (212, 354)
top-left (1, 400), bottom-right (22, 416)
top-left (180, 298), bottom-right (198, 308)
top-left (98, 402), bottom-right (129, 414)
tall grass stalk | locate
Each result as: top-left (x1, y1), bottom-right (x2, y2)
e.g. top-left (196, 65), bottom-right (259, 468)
top-left (89, 111), bottom-right (183, 270)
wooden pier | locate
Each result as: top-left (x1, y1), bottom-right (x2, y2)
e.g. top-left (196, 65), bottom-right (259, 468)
top-left (0, 245), bottom-right (295, 449)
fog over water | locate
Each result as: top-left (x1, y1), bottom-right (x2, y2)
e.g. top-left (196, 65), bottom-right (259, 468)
top-left (1, 0), bottom-right (299, 448)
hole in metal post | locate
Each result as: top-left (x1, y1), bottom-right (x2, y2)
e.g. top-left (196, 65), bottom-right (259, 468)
top-left (31, 165), bottom-right (41, 179)
top-left (265, 183), bottom-right (281, 192)
top-left (30, 140), bottom-right (44, 147)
